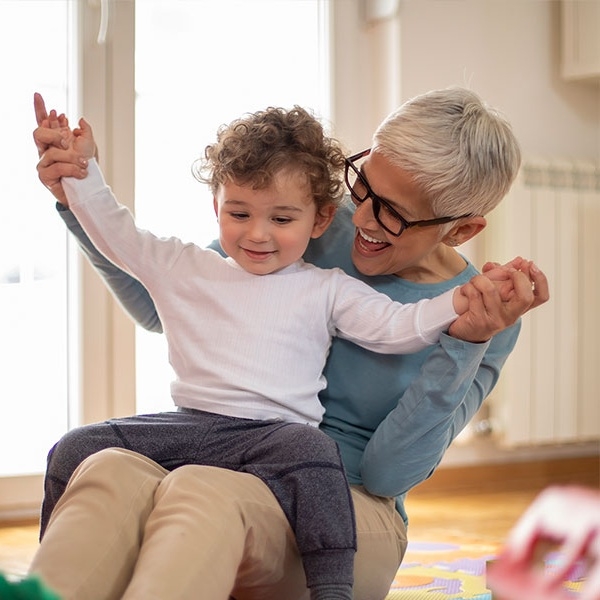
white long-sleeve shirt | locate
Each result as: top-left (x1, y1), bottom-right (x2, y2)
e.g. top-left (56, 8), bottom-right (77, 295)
top-left (64, 159), bottom-right (458, 426)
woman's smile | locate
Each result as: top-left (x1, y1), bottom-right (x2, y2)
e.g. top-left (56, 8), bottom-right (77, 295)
top-left (354, 228), bottom-right (391, 254)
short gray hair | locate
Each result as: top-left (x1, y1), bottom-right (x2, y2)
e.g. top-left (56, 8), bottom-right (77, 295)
top-left (372, 87), bottom-right (521, 219)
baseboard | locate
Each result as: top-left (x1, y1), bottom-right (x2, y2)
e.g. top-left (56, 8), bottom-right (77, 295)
top-left (410, 454), bottom-right (600, 496)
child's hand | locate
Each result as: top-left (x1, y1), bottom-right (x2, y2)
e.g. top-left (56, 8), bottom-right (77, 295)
top-left (71, 118), bottom-right (97, 161)
top-left (483, 257), bottom-right (549, 311)
top-left (33, 93), bottom-right (94, 207)
top-left (449, 269), bottom-right (536, 343)
top-left (52, 113), bottom-right (96, 161)
top-left (480, 264), bottom-right (516, 303)
top-left (34, 92), bottom-right (100, 161)
top-left (448, 256), bottom-right (548, 343)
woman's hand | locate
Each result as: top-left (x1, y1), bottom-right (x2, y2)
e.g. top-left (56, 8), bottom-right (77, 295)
top-left (449, 258), bottom-right (549, 343)
top-left (483, 257), bottom-right (549, 311)
top-left (33, 92), bottom-right (92, 206)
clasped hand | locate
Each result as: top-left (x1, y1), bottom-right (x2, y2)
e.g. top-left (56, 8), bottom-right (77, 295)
top-left (450, 257), bottom-right (548, 343)
top-left (33, 92), bottom-right (95, 207)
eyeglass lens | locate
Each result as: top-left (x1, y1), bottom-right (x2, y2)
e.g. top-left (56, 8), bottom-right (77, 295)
top-left (345, 162), bottom-right (406, 236)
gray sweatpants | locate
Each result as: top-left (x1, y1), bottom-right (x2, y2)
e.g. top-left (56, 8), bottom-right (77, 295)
top-left (41, 408), bottom-right (357, 588)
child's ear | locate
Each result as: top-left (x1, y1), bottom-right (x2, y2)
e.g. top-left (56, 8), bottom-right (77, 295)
top-left (213, 197), bottom-right (219, 219)
top-left (311, 205), bottom-right (337, 239)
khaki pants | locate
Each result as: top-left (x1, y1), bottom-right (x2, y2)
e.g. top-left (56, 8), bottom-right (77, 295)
top-left (30, 448), bottom-right (407, 600)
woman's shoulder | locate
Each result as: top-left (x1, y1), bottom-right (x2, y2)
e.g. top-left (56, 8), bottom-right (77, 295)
top-left (304, 202), bottom-right (356, 271)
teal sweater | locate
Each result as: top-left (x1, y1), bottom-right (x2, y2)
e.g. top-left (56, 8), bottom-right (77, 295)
top-left (58, 203), bottom-right (519, 524)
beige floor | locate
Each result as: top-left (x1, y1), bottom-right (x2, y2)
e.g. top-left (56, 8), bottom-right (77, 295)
top-left (0, 520), bottom-right (39, 581)
top-left (0, 487), bottom-right (541, 583)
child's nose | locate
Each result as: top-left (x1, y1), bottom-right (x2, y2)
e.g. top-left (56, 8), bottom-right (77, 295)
top-left (248, 220), bottom-right (271, 242)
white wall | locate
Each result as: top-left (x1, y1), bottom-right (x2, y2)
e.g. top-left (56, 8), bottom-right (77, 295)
top-left (332, 0), bottom-right (600, 464)
top-left (397, 0), bottom-right (598, 162)
top-left (333, 0), bottom-right (599, 162)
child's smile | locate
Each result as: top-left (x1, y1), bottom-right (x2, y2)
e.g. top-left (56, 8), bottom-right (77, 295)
top-left (213, 170), bottom-right (331, 275)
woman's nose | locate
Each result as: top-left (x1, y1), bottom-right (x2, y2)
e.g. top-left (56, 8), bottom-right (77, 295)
top-left (352, 197), bottom-right (377, 229)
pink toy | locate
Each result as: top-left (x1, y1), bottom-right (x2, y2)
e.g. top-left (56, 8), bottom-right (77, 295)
top-left (487, 485), bottom-right (600, 600)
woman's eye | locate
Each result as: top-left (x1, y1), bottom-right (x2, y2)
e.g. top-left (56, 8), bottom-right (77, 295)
top-left (380, 203), bottom-right (402, 223)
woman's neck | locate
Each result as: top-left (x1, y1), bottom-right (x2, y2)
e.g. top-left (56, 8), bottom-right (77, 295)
top-left (397, 245), bottom-right (468, 284)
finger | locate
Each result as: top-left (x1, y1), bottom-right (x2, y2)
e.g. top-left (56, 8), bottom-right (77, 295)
top-left (38, 158), bottom-right (87, 181)
top-left (37, 144), bottom-right (83, 167)
top-left (513, 271), bottom-right (535, 307)
top-left (33, 126), bottom-right (64, 156)
top-left (529, 263), bottom-right (550, 308)
top-left (37, 162), bottom-right (87, 199)
top-left (33, 126), bottom-right (69, 155)
top-left (449, 281), bottom-right (492, 339)
top-left (57, 113), bottom-right (69, 128)
top-left (502, 256), bottom-right (525, 270)
top-left (33, 92), bottom-right (48, 126)
top-left (546, 534), bottom-right (592, 585)
top-left (459, 281), bottom-right (485, 308)
top-left (77, 117), bottom-right (94, 138)
top-left (481, 261), bottom-right (500, 273)
top-left (483, 267), bottom-right (513, 281)
top-left (509, 270), bottom-right (536, 312)
top-left (468, 276), bottom-right (509, 326)
top-left (468, 274), bottom-right (526, 332)
top-left (468, 273), bottom-right (500, 298)
top-left (48, 109), bottom-right (61, 129)
top-left (462, 283), bottom-right (489, 321)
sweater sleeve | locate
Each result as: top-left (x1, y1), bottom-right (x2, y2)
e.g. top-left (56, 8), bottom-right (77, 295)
top-left (332, 271), bottom-right (459, 354)
top-left (56, 203), bottom-right (163, 333)
top-left (62, 159), bottom-right (186, 287)
top-left (359, 323), bottom-right (520, 497)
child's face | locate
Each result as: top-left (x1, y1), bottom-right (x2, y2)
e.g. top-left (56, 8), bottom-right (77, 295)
top-left (213, 170), bottom-right (334, 275)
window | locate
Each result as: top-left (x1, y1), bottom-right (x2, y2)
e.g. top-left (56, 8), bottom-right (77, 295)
top-left (0, 0), bottom-right (392, 518)
top-left (134, 0), bottom-right (332, 412)
top-left (0, 0), bottom-right (77, 481)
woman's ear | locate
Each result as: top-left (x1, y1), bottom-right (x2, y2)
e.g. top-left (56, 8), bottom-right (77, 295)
top-left (311, 205), bottom-right (337, 239)
top-left (443, 216), bottom-right (487, 246)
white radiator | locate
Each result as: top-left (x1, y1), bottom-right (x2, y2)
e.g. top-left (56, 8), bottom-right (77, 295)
top-left (484, 160), bottom-right (600, 447)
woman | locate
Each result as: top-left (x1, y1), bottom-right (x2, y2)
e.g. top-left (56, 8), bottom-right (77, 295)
top-left (29, 87), bottom-right (548, 600)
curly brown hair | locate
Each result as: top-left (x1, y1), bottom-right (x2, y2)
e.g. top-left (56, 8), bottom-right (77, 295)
top-left (192, 106), bottom-right (346, 212)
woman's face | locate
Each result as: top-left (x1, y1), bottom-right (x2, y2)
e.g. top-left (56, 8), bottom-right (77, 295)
top-left (350, 150), bottom-right (450, 280)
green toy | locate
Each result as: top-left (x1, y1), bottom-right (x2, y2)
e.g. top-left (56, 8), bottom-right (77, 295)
top-left (0, 573), bottom-right (61, 600)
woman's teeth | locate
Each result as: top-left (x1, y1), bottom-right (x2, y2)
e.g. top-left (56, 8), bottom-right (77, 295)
top-left (359, 229), bottom-right (386, 244)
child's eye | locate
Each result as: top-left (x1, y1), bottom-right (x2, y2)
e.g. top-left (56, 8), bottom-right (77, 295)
top-left (230, 212), bottom-right (249, 220)
top-left (272, 216), bottom-right (293, 225)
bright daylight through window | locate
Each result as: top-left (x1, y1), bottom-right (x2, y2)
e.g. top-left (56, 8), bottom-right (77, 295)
top-left (134, 0), bottom-right (331, 413)
top-left (0, 0), bottom-right (76, 477)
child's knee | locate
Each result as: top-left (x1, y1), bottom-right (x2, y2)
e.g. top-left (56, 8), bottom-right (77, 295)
top-left (48, 426), bottom-right (97, 469)
top-left (283, 425), bottom-right (342, 463)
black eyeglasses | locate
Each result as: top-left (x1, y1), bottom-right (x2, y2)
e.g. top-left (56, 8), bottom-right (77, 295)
top-left (344, 148), bottom-right (474, 237)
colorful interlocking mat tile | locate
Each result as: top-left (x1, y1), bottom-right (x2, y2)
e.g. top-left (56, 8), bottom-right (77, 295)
top-left (385, 540), bottom-right (585, 600)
